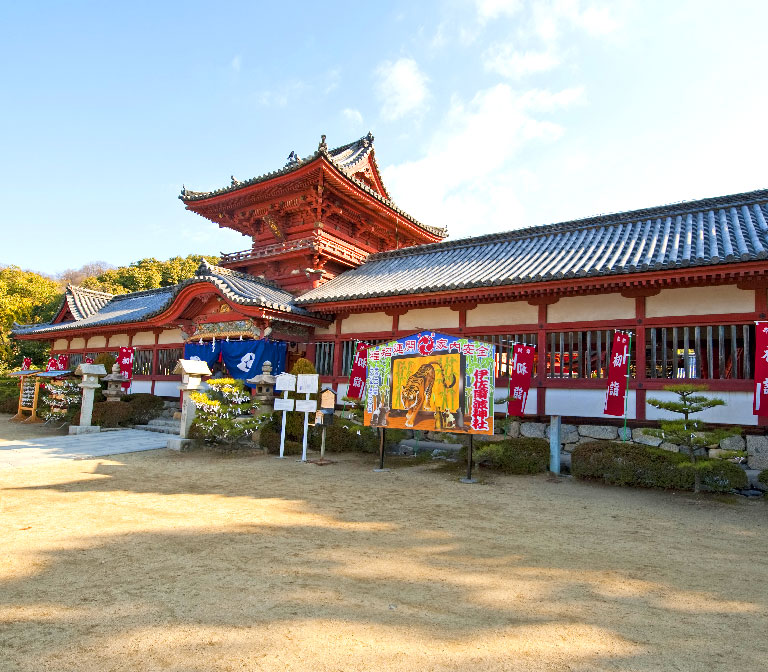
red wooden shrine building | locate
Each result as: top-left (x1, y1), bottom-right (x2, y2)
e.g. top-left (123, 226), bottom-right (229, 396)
top-left (14, 133), bottom-right (768, 425)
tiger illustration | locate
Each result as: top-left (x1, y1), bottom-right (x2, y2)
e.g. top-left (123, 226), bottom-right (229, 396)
top-left (401, 362), bottom-right (457, 428)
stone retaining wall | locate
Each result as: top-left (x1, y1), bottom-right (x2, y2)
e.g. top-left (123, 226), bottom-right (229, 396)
top-left (494, 421), bottom-right (765, 470)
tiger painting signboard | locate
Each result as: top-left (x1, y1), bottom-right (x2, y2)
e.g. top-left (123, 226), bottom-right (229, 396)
top-left (364, 331), bottom-right (495, 435)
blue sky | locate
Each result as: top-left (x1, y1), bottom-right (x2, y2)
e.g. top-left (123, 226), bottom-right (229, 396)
top-left (2, 0), bottom-right (767, 275)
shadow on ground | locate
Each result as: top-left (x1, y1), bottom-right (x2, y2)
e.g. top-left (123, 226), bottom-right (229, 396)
top-left (1, 451), bottom-right (766, 671)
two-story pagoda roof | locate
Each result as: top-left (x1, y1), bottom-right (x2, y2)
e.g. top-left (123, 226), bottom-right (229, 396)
top-left (179, 132), bottom-right (446, 239)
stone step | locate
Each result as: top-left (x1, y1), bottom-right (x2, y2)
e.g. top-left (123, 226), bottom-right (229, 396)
top-left (147, 418), bottom-right (180, 427)
top-left (398, 439), bottom-right (463, 454)
top-left (134, 424), bottom-right (180, 435)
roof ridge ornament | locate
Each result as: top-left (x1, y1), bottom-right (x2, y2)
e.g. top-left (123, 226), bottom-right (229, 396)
top-left (318, 134), bottom-right (328, 154)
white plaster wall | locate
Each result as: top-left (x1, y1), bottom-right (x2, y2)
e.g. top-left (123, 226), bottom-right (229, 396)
top-left (314, 322), bottom-right (336, 336)
top-left (341, 312), bottom-right (392, 334)
top-left (645, 390), bottom-right (756, 426)
top-left (153, 381), bottom-right (181, 398)
top-left (646, 286), bottom-right (753, 318)
top-left (128, 380), bottom-right (152, 394)
top-left (493, 388), bottom-right (537, 416)
top-left (53, 338), bottom-right (68, 350)
top-left (70, 337), bottom-right (86, 349)
top-left (132, 331), bottom-right (156, 346)
top-left (108, 334), bottom-right (129, 347)
top-left (86, 335), bottom-right (107, 349)
top-left (158, 329), bottom-right (183, 344)
top-left (466, 301), bottom-right (538, 328)
top-left (545, 388), bottom-right (637, 420)
top-left (548, 293), bottom-right (634, 324)
top-left (400, 307), bottom-right (458, 331)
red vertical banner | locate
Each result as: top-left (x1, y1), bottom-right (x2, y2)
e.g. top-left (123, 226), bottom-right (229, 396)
top-left (346, 342), bottom-right (369, 400)
top-left (57, 354), bottom-right (68, 370)
top-left (604, 331), bottom-right (630, 416)
top-left (507, 344), bottom-right (536, 416)
top-left (118, 347), bottom-right (134, 390)
top-left (46, 357), bottom-right (58, 371)
top-left (753, 322), bottom-right (768, 414)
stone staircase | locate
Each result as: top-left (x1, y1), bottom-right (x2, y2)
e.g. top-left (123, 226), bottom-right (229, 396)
top-left (134, 401), bottom-right (181, 435)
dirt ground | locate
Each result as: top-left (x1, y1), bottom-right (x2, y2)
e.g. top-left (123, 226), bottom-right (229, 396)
top-left (1, 423), bottom-right (767, 671)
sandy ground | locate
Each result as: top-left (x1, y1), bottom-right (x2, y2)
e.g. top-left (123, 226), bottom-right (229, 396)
top-left (0, 420), bottom-right (767, 671)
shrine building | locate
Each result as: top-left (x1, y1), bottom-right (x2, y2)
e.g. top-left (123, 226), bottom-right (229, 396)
top-left (13, 133), bottom-right (768, 426)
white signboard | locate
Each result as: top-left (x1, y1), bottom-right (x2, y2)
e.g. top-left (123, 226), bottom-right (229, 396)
top-left (274, 397), bottom-right (295, 412)
top-left (295, 399), bottom-right (318, 413)
top-left (296, 374), bottom-right (319, 394)
top-left (275, 373), bottom-right (297, 392)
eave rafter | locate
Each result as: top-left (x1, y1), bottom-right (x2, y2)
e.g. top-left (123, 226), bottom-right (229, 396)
top-left (301, 264), bottom-right (768, 315)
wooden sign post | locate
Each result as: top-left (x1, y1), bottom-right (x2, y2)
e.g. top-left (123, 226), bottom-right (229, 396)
top-left (274, 373), bottom-right (297, 459)
top-left (10, 371), bottom-right (42, 424)
top-left (295, 374), bottom-right (319, 462)
top-left (318, 389), bottom-right (337, 459)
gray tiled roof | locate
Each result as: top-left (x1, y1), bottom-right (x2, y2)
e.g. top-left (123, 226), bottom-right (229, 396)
top-left (295, 189), bottom-right (768, 305)
top-left (179, 133), bottom-right (446, 238)
top-left (13, 261), bottom-right (312, 337)
top-left (182, 260), bottom-right (309, 315)
top-left (64, 285), bottom-right (113, 320)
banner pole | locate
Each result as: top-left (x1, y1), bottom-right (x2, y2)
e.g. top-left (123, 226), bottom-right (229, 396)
top-left (460, 433), bottom-right (476, 484)
top-left (623, 332), bottom-right (632, 441)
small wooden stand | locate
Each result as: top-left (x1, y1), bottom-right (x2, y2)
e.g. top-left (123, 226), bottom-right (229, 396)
top-left (10, 372), bottom-right (43, 424)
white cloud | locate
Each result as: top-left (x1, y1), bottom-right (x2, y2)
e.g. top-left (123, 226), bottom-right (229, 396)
top-left (475, 0), bottom-right (523, 23)
top-left (342, 108), bottom-right (364, 126)
top-left (481, 1), bottom-right (623, 80)
top-left (375, 58), bottom-right (429, 121)
top-left (483, 45), bottom-right (560, 79)
top-left (576, 5), bottom-right (620, 35)
top-left (519, 86), bottom-right (585, 110)
top-left (382, 83), bottom-right (581, 238)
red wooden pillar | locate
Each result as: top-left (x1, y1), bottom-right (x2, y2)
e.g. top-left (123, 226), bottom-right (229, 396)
top-left (305, 341), bottom-right (317, 368)
top-left (755, 287), bottom-right (768, 426)
top-left (533, 300), bottom-right (551, 417)
top-left (634, 296), bottom-right (647, 421)
top-left (331, 314), bottom-right (347, 380)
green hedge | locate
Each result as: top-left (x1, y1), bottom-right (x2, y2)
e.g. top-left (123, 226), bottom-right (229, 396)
top-left (571, 441), bottom-right (748, 492)
top-left (0, 377), bottom-right (19, 413)
top-left (473, 438), bottom-right (550, 474)
top-left (120, 393), bottom-right (164, 424)
top-left (259, 419), bottom-right (380, 455)
top-left (73, 393), bottom-right (165, 428)
top-left (759, 469), bottom-right (768, 488)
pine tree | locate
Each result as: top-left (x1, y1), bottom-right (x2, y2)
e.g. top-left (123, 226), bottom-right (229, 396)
top-left (645, 384), bottom-right (739, 493)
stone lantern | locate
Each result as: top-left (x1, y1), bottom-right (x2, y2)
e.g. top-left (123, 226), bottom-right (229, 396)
top-left (69, 363), bottom-right (107, 435)
top-left (247, 360), bottom-right (276, 404)
top-left (102, 361), bottom-right (126, 402)
top-left (167, 359), bottom-right (211, 451)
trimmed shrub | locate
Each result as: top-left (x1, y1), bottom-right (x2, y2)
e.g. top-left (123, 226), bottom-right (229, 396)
top-left (758, 469), bottom-right (768, 488)
top-left (91, 401), bottom-right (135, 428)
top-left (73, 394), bottom-right (165, 428)
top-left (259, 426), bottom-right (303, 455)
top-left (473, 437), bottom-right (550, 474)
top-left (572, 441), bottom-right (748, 492)
top-left (0, 377), bottom-right (19, 413)
top-left (120, 393), bottom-right (164, 424)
